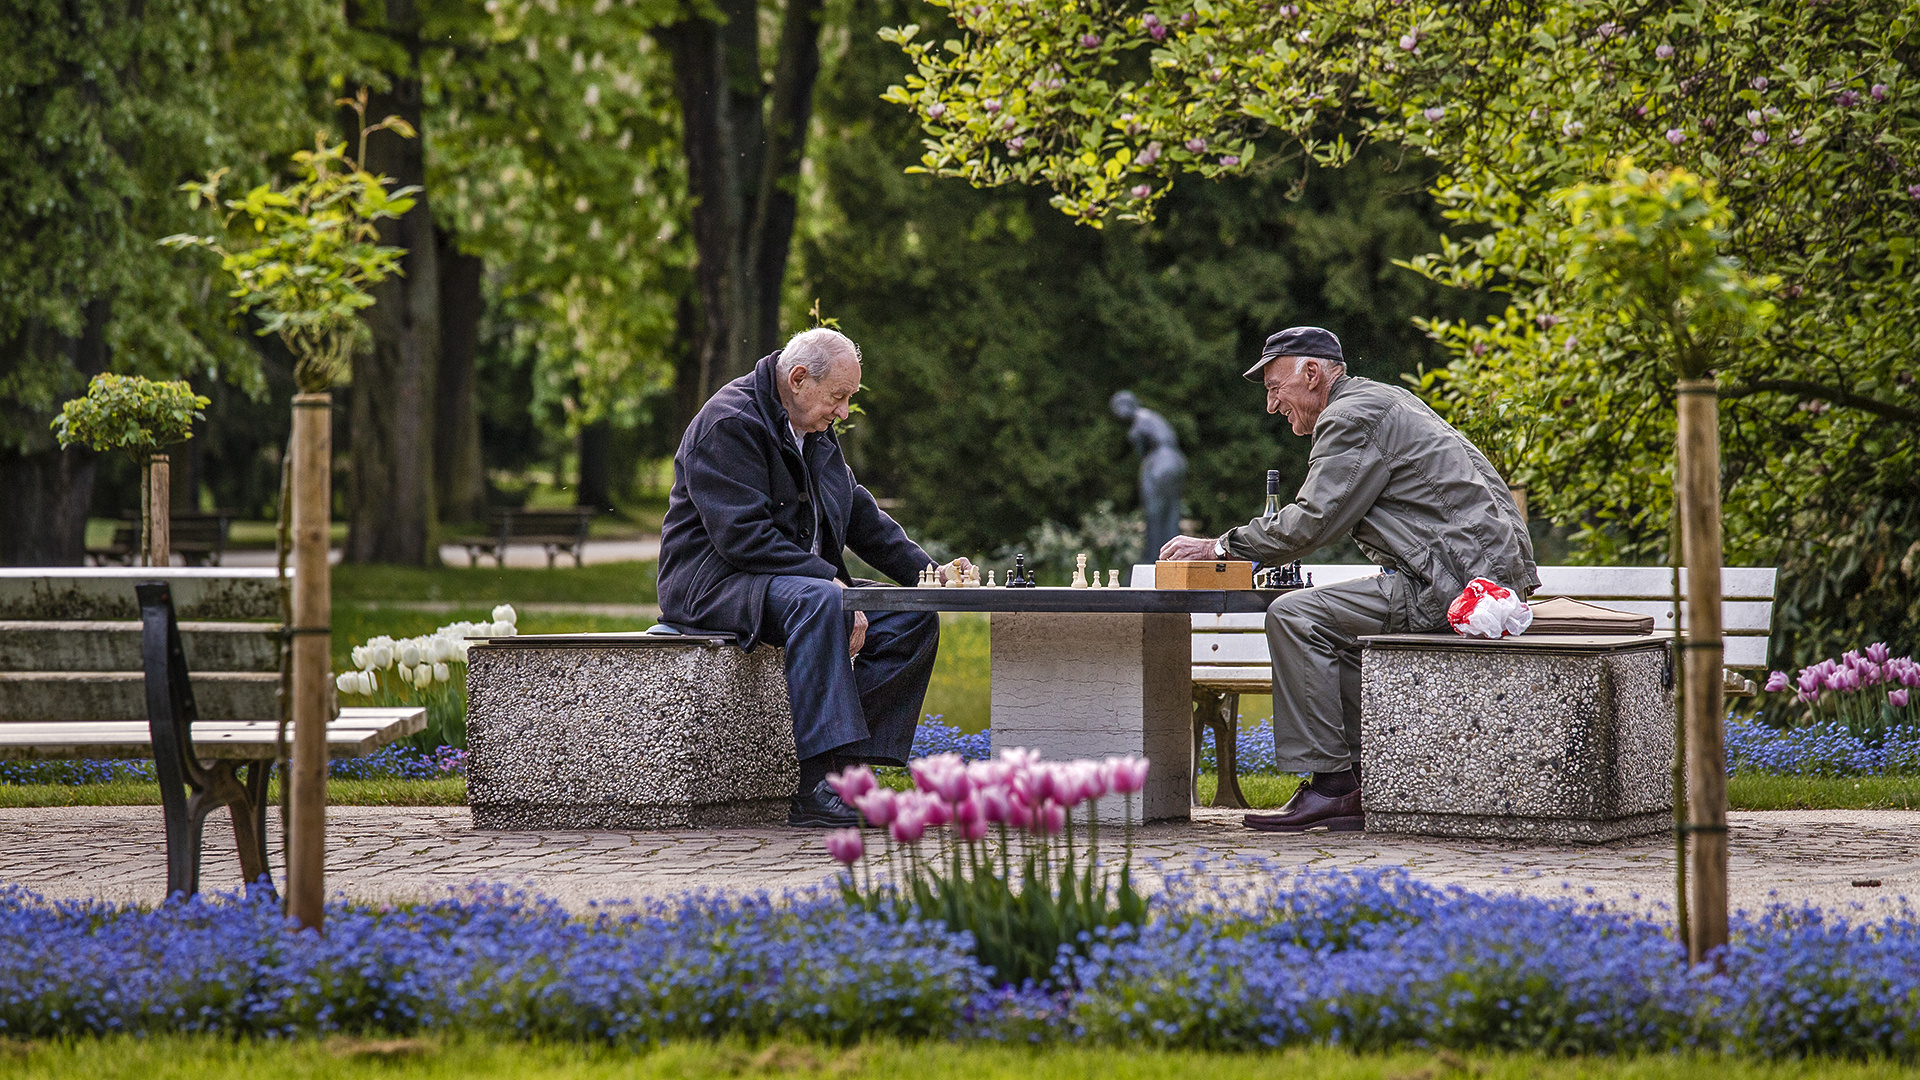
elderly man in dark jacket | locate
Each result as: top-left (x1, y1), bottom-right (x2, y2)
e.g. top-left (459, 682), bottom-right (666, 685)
top-left (658, 327), bottom-right (959, 827)
top-left (1162, 326), bottom-right (1537, 834)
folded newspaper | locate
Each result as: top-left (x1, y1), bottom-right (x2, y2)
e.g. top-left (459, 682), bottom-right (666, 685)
top-left (1523, 596), bottom-right (1656, 635)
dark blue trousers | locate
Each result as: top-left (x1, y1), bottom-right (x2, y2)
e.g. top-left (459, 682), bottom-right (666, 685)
top-left (758, 576), bottom-right (940, 764)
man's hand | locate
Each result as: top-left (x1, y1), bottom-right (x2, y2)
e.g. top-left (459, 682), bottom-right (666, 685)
top-left (936, 556), bottom-right (974, 585)
top-left (832, 579), bottom-right (868, 657)
top-left (1160, 535), bottom-right (1223, 561)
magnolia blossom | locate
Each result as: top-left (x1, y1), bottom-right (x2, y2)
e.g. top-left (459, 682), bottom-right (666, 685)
top-left (1751, 76), bottom-right (1769, 90)
top-left (1751, 130), bottom-right (1769, 145)
top-left (1131, 184), bottom-right (1152, 199)
top-left (1138, 142), bottom-right (1162, 166)
top-left (927, 102), bottom-right (946, 119)
top-left (983, 98), bottom-right (1001, 113)
top-left (1423, 106), bottom-right (1445, 122)
top-left (1666, 128), bottom-right (1686, 146)
top-left (1562, 120), bottom-right (1585, 137)
top-left (1398, 32), bottom-right (1417, 50)
top-left (1872, 83), bottom-right (1889, 101)
top-left (1079, 33), bottom-right (1101, 48)
top-left (1218, 155), bottom-right (1240, 166)
top-left (1184, 137), bottom-right (1207, 152)
top-left (1655, 43), bottom-right (1673, 59)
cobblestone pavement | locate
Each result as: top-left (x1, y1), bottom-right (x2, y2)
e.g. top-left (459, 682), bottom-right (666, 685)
top-left (2, 805), bottom-right (1915, 919)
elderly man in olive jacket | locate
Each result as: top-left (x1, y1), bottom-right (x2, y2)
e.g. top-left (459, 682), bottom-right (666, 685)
top-left (1161, 326), bottom-right (1537, 834)
top-left (659, 327), bottom-right (964, 828)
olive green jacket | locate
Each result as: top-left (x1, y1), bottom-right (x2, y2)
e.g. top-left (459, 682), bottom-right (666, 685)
top-left (1222, 375), bottom-right (1538, 632)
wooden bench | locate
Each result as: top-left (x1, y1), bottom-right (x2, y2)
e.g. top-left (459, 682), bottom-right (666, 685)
top-left (0, 568), bottom-right (423, 898)
top-left (452, 507), bottom-right (596, 569)
top-left (86, 512), bottom-right (235, 566)
top-left (1189, 564), bottom-right (1778, 808)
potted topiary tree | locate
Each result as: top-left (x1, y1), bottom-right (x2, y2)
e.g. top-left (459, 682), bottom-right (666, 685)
top-left (161, 91), bottom-right (416, 931)
top-left (51, 374), bottom-right (210, 567)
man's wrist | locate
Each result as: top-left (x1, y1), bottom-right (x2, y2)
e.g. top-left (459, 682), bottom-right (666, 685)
top-left (1214, 532), bottom-right (1232, 558)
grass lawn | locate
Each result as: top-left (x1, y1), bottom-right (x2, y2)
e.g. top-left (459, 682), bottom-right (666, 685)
top-left (4, 1036), bottom-right (1914, 1080)
top-left (0, 778), bottom-right (466, 809)
top-left (332, 559), bottom-right (657, 607)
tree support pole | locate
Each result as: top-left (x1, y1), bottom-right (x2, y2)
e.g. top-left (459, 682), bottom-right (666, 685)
top-left (1677, 379), bottom-right (1727, 962)
top-left (287, 394), bottom-right (332, 930)
top-left (145, 453), bottom-right (172, 567)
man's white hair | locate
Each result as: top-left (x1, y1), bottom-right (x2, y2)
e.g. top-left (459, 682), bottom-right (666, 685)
top-left (1289, 354), bottom-right (1347, 374)
top-left (778, 327), bottom-right (861, 381)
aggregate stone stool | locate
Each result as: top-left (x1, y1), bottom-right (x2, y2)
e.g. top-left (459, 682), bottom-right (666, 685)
top-left (1358, 632), bottom-right (1675, 843)
top-left (465, 629), bottom-right (797, 829)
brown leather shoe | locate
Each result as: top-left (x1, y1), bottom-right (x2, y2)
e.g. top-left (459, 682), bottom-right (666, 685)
top-left (1243, 780), bottom-right (1363, 833)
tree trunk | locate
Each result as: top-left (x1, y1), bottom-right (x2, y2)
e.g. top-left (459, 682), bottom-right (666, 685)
top-left (1677, 378), bottom-right (1728, 962)
top-left (435, 227), bottom-right (485, 526)
top-left (0, 301), bottom-right (109, 566)
top-left (145, 453), bottom-right (171, 567)
top-left (658, 0), bottom-right (826, 420)
top-left (345, 2), bottom-right (441, 566)
top-left (287, 393), bottom-right (333, 931)
top-left (577, 420), bottom-right (613, 511)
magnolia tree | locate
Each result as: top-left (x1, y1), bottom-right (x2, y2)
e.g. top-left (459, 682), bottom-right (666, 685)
top-left (883, 0), bottom-right (1920, 657)
top-left (50, 374), bottom-right (209, 567)
top-left (162, 94), bottom-right (416, 931)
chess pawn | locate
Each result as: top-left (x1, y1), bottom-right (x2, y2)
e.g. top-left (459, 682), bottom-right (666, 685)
top-left (1107, 568), bottom-right (1120, 588)
top-left (917, 567), bottom-right (929, 587)
top-left (967, 565), bottom-right (981, 588)
top-left (1070, 552), bottom-right (1089, 588)
top-left (1087, 567), bottom-right (1101, 588)
top-left (985, 569), bottom-right (997, 587)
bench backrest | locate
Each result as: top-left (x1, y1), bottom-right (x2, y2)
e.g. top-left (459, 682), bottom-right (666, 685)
top-left (494, 507), bottom-right (594, 542)
top-left (1192, 564), bottom-right (1777, 675)
top-left (0, 569), bottom-right (285, 725)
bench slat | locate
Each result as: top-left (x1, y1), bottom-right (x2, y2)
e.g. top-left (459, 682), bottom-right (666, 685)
top-left (0, 707), bottom-right (427, 761)
top-left (1534, 565), bottom-right (1776, 600)
top-left (0, 620), bottom-right (282, 672)
top-left (0, 671), bottom-right (280, 723)
top-left (0, 569), bottom-right (287, 621)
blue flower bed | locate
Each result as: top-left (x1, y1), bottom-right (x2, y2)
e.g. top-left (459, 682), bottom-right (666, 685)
top-left (0, 744), bottom-right (466, 787)
top-left (1726, 717), bottom-right (1920, 777)
top-left (3, 869), bottom-right (1919, 1057)
top-left (909, 716), bottom-right (990, 762)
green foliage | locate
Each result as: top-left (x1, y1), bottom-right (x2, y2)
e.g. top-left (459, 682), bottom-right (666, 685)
top-left (416, 0), bottom-right (689, 434)
top-left (49, 374), bottom-right (209, 460)
top-left (162, 99), bottom-right (417, 393)
top-left (809, 0), bottom-right (1490, 551)
top-left (884, 0), bottom-right (1920, 659)
top-left (0, 0), bottom-right (343, 454)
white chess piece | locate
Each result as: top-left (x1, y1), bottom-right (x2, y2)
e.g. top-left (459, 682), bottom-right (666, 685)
top-left (985, 569), bottom-right (997, 587)
top-left (1071, 552), bottom-right (1089, 588)
top-left (1107, 568), bottom-right (1120, 588)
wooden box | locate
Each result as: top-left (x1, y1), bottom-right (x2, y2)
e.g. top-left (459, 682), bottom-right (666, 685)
top-left (1154, 559), bottom-right (1254, 590)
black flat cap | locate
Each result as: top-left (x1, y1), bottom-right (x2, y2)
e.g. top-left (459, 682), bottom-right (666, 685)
top-left (1243, 326), bottom-right (1344, 381)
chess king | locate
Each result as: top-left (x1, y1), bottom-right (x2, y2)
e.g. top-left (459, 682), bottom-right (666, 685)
top-left (1159, 326), bottom-right (1537, 834)
top-left (657, 327), bottom-right (969, 827)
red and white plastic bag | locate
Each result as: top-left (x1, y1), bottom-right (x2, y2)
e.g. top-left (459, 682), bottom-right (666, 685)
top-left (1447, 578), bottom-right (1534, 639)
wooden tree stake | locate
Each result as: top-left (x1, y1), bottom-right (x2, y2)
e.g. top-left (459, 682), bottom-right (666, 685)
top-left (1677, 379), bottom-right (1728, 961)
top-left (287, 394), bottom-right (333, 930)
top-left (145, 453), bottom-right (172, 567)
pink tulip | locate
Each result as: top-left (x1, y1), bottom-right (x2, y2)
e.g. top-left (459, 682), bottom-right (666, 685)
top-left (1844, 650), bottom-right (1863, 668)
top-left (1077, 762), bottom-right (1111, 802)
top-left (1892, 688), bottom-right (1911, 708)
top-left (1038, 802), bottom-right (1066, 835)
top-left (1866, 642), bottom-right (1891, 664)
top-left (910, 753), bottom-right (964, 794)
top-left (1006, 799), bottom-right (1034, 831)
top-left (953, 798), bottom-right (988, 841)
top-left (824, 828), bottom-right (864, 865)
top-left (1765, 670), bottom-right (1790, 693)
top-left (828, 766), bottom-right (876, 804)
top-left (854, 788), bottom-right (898, 827)
top-left (923, 798), bottom-right (953, 827)
top-left (890, 807), bottom-right (928, 844)
top-left (1107, 754), bottom-right (1150, 795)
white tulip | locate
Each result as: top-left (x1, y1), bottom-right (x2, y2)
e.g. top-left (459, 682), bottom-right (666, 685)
top-left (490, 621), bottom-right (511, 636)
top-left (492, 603), bottom-right (518, 625)
top-left (351, 646), bottom-right (368, 669)
top-left (360, 670), bottom-right (377, 695)
top-left (433, 662), bottom-right (451, 684)
top-left (414, 662), bottom-right (433, 686)
top-left (399, 643), bottom-right (421, 668)
top-left (398, 663), bottom-right (415, 685)
top-left (335, 672), bottom-right (356, 695)
top-left (370, 644), bottom-right (394, 669)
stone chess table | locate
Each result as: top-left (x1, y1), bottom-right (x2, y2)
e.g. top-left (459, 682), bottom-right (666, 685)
top-left (843, 587), bottom-right (1287, 823)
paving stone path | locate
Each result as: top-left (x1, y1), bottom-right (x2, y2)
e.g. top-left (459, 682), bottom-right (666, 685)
top-left (2, 806), bottom-right (1915, 919)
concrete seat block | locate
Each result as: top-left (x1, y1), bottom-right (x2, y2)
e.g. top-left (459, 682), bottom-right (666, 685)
top-left (1360, 640), bottom-right (1674, 843)
top-left (465, 638), bottom-right (798, 830)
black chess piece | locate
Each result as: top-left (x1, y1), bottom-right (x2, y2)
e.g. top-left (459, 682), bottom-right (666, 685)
top-left (1007, 553), bottom-right (1037, 588)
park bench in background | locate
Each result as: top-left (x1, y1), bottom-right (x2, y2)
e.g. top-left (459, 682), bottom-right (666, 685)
top-left (453, 507), bottom-right (596, 569)
top-left (1188, 564), bottom-right (1777, 811)
top-left (0, 568), bottom-right (423, 898)
top-left (86, 512), bottom-right (235, 566)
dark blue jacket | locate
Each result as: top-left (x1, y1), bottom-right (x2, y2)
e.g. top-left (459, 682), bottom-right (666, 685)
top-left (657, 352), bottom-right (930, 647)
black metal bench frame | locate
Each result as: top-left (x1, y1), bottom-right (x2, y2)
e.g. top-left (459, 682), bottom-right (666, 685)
top-left (137, 582), bottom-right (275, 899)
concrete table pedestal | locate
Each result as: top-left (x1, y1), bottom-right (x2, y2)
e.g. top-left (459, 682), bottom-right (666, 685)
top-left (988, 612), bottom-right (1192, 822)
top-left (1359, 633), bottom-right (1675, 843)
top-left (466, 634), bottom-right (797, 829)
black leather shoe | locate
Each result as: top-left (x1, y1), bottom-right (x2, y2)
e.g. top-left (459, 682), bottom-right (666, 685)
top-left (788, 779), bottom-right (861, 828)
top-left (1243, 779), bottom-right (1363, 833)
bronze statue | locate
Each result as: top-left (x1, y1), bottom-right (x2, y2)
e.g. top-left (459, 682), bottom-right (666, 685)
top-left (1110, 390), bottom-right (1187, 566)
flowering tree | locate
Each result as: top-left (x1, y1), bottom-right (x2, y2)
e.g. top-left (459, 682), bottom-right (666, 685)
top-left (883, 0), bottom-right (1920, 659)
